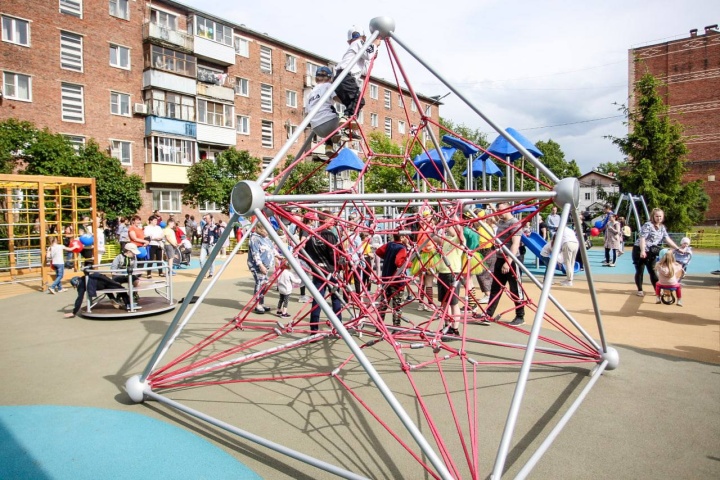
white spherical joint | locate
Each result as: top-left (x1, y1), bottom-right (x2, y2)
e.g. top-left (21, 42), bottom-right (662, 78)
top-left (125, 374), bottom-right (151, 403)
top-left (231, 180), bottom-right (265, 216)
top-left (553, 177), bottom-right (580, 209)
top-left (369, 17), bottom-right (396, 39)
top-left (601, 347), bottom-right (620, 371)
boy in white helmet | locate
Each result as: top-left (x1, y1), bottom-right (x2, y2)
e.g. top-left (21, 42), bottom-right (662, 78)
top-left (335, 26), bottom-right (380, 120)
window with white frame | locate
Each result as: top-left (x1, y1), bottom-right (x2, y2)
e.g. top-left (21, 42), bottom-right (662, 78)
top-left (110, 139), bottom-right (131, 164)
top-left (384, 89), bottom-right (391, 109)
top-left (425, 104), bottom-right (432, 116)
top-left (200, 201), bottom-right (220, 212)
top-left (110, 91), bottom-right (130, 116)
top-left (61, 82), bottom-right (84, 123)
top-left (236, 115), bottom-right (250, 135)
top-left (411, 101), bottom-right (417, 112)
top-left (63, 135), bottom-right (85, 152)
top-left (398, 120), bottom-right (406, 135)
top-left (370, 113), bottom-right (378, 127)
top-left (60, 31), bottom-right (83, 71)
top-left (150, 9), bottom-right (176, 30)
top-left (152, 136), bottom-right (194, 165)
top-left (234, 77), bottom-right (248, 96)
top-left (384, 117), bottom-right (392, 138)
top-left (109, 43), bottom-right (130, 69)
top-left (584, 192), bottom-right (591, 201)
top-left (306, 62), bottom-right (320, 77)
top-left (144, 89), bottom-right (195, 120)
top-left (398, 95), bottom-right (404, 108)
top-left (2, 15), bottom-right (30, 46)
top-left (233, 35), bottom-right (249, 57)
top-left (152, 189), bottom-right (182, 213)
top-left (2, 71), bottom-right (31, 101)
top-left (261, 120), bottom-right (273, 148)
top-left (197, 99), bottom-right (234, 127)
top-left (357, 110), bottom-right (364, 124)
top-left (60, 0), bottom-right (83, 18)
top-left (287, 124), bottom-right (297, 140)
top-left (285, 54), bottom-right (296, 72)
top-left (194, 16), bottom-right (232, 45)
top-left (259, 45), bottom-right (272, 73)
top-left (286, 90), bottom-right (297, 108)
top-left (369, 84), bottom-right (378, 100)
top-left (109, 0), bottom-right (129, 20)
top-left (260, 84), bottom-right (273, 112)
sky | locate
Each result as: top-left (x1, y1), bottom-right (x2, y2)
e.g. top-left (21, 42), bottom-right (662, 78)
top-left (179, 0), bottom-right (719, 173)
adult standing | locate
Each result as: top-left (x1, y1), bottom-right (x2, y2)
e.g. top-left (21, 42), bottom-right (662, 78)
top-left (143, 215), bottom-right (165, 278)
top-left (116, 217), bottom-right (130, 252)
top-left (304, 213), bottom-right (343, 333)
top-left (603, 214), bottom-right (622, 267)
top-left (247, 223), bottom-right (276, 314)
top-left (545, 206), bottom-right (561, 237)
top-left (375, 232), bottom-right (410, 327)
top-left (200, 214), bottom-right (218, 279)
top-left (484, 202), bottom-right (525, 326)
top-left (163, 219), bottom-right (178, 276)
top-left (554, 225), bottom-right (579, 287)
top-left (632, 208), bottom-right (679, 297)
top-left (128, 216), bottom-right (149, 248)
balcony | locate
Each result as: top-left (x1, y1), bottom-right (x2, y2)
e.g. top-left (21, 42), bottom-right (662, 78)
top-left (194, 36), bottom-right (235, 66)
top-left (144, 163), bottom-right (189, 185)
top-left (145, 116), bottom-right (196, 138)
top-left (142, 70), bottom-right (196, 96)
top-left (143, 22), bottom-right (193, 52)
top-left (196, 123), bottom-right (236, 146)
top-left (196, 82), bottom-right (234, 102)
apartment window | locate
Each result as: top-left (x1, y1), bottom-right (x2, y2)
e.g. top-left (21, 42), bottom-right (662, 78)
top-left (287, 124), bottom-right (297, 139)
top-left (384, 89), bottom-right (391, 109)
top-left (60, 0), bottom-right (83, 18)
top-left (152, 136), bottom-right (195, 165)
top-left (61, 82), bottom-right (84, 123)
top-left (306, 62), bottom-right (320, 77)
top-left (110, 140), bottom-right (131, 164)
top-left (63, 135), bottom-right (86, 152)
top-left (585, 192), bottom-right (591, 201)
top-left (197, 99), bottom-right (234, 127)
top-left (194, 16), bottom-right (232, 46)
top-left (110, 92), bottom-right (130, 116)
top-left (261, 120), bottom-right (273, 148)
top-left (370, 113), bottom-right (378, 127)
top-left (197, 64), bottom-right (224, 85)
top-left (425, 104), bottom-right (432, 116)
top-left (59, 31), bottom-right (83, 71)
top-left (146, 45), bottom-right (196, 77)
top-left (200, 201), bottom-right (220, 212)
top-left (234, 77), bottom-right (249, 96)
top-left (236, 115), bottom-right (250, 135)
top-left (285, 54), bottom-right (296, 72)
top-left (109, 43), bottom-right (130, 69)
top-left (398, 95), bottom-right (404, 108)
top-left (260, 84), bottom-right (273, 112)
top-left (2, 72), bottom-right (31, 101)
top-left (286, 90), bottom-right (297, 108)
top-left (150, 9), bottom-right (176, 30)
top-left (384, 117), bottom-right (392, 138)
top-left (144, 89), bottom-right (195, 120)
top-left (411, 101), bottom-right (417, 112)
top-left (234, 36), bottom-right (249, 57)
top-left (369, 84), bottom-right (378, 100)
top-left (259, 45), bottom-right (272, 73)
top-left (398, 121), bottom-right (406, 135)
top-left (357, 111), bottom-right (364, 124)
top-left (109, 0), bottom-right (129, 20)
top-left (2, 15), bottom-right (30, 46)
top-left (152, 189), bottom-right (182, 212)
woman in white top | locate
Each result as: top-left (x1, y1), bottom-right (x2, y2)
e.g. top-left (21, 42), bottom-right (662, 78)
top-left (143, 215), bottom-right (165, 278)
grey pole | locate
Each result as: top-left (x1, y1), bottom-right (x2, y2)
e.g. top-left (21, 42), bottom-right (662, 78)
top-left (267, 190), bottom-right (555, 204)
top-left (491, 203), bottom-right (571, 479)
top-left (389, 32), bottom-right (559, 185)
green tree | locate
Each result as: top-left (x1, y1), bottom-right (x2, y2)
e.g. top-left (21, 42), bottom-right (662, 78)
top-left (440, 117), bottom-right (489, 189)
top-left (183, 148), bottom-right (261, 215)
top-left (276, 155), bottom-right (329, 196)
top-left (607, 73), bottom-right (709, 230)
top-left (364, 131), bottom-right (413, 194)
top-left (595, 161), bottom-right (626, 176)
top-left (0, 118), bottom-right (39, 174)
top-left (535, 139), bottom-right (581, 183)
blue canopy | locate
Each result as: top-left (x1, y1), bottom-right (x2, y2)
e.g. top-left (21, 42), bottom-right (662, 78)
top-left (463, 157), bottom-right (504, 177)
top-left (442, 135), bottom-right (479, 158)
top-left (478, 127), bottom-right (543, 162)
top-left (413, 147), bottom-right (456, 181)
top-left (326, 148), bottom-right (365, 174)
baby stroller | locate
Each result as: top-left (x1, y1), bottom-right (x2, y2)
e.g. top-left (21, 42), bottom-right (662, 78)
top-left (174, 239), bottom-right (192, 268)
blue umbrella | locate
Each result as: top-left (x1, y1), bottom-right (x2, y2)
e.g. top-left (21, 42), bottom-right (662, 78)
top-left (326, 148), bottom-right (365, 174)
top-left (442, 135), bottom-right (479, 158)
top-left (478, 127), bottom-right (543, 162)
top-left (463, 157), bottom-right (504, 177)
top-left (413, 147), bottom-right (456, 181)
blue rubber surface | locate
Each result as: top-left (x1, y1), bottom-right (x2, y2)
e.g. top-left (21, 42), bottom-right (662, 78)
top-left (0, 405), bottom-right (261, 480)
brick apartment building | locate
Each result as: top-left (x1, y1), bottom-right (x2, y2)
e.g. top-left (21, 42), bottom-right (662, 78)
top-left (0, 0), bottom-right (440, 219)
top-left (629, 25), bottom-right (720, 224)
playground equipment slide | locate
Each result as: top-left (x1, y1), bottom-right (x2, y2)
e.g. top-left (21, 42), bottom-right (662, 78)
top-left (521, 231), bottom-right (580, 275)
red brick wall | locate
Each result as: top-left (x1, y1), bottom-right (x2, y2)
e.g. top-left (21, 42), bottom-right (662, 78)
top-left (631, 29), bottom-right (720, 223)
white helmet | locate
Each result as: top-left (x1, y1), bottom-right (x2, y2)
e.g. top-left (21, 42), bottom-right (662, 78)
top-left (347, 26), bottom-right (365, 41)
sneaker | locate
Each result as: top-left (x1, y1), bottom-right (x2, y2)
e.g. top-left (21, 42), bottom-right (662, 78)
top-left (559, 281), bottom-right (573, 287)
top-left (254, 308), bottom-right (266, 315)
top-left (479, 295), bottom-right (489, 304)
top-left (206, 274), bottom-right (213, 279)
top-left (298, 295), bottom-right (309, 303)
top-left (617, 250), bottom-right (624, 256)
top-left (281, 313), bottom-right (291, 318)
top-left (636, 291), bottom-right (644, 297)
top-left (507, 317), bottom-right (525, 326)
top-left (417, 304), bottom-right (426, 311)
top-left (601, 261), bottom-right (610, 266)
top-left (655, 296), bottom-right (661, 304)
top-left (404, 295), bottom-right (415, 302)
top-left (324, 145), bottom-right (335, 156)
top-left (127, 305), bottom-right (142, 311)
top-left (276, 310), bottom-right (283, 316)
top-left (609, 263), bottom-right (615, 267)
top-left (446, 327), bottom-right (460, 336)
top-left (47, 288), bottom-right (56, 295)
top-left (677, 299), bottom-right (683, 307)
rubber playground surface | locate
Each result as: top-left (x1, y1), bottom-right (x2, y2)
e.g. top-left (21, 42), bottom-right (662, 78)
top-left (0, 247), bottom-right (718, 479)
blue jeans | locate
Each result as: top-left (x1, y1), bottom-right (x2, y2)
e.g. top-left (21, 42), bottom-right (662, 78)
top-left (49, 263), bottom-right (64, 291)
top-left (309, 277), bottom-right (342, 332)
top-left (200, 243), bottom-right (215, 276)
